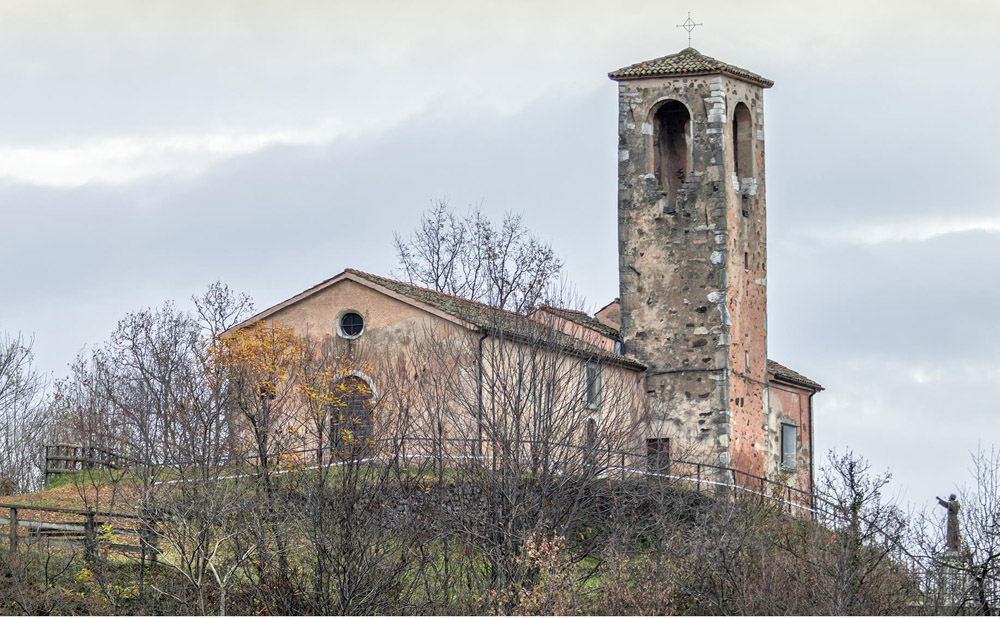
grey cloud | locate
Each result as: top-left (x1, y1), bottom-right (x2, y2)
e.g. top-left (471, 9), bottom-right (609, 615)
top-left (2, 0), bottom-right (1000, 508)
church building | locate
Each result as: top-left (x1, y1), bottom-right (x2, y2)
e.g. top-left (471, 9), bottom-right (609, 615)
top-left (229, 48), bottom-right (822, 494)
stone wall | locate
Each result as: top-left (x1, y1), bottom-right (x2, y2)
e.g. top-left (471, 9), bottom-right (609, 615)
top-left (614, 73), bottom-right (768, 472)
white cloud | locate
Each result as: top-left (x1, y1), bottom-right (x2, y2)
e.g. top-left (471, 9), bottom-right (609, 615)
top-left (840, 357), bottom-right (1000, 387)
top-left (0, 130), bottom-right (337, 187)
top-left (807, 216), bottom-right (1000, 245)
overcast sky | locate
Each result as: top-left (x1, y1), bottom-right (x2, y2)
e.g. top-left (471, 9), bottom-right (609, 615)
top-left (2, 0), bottom-right (998, 510)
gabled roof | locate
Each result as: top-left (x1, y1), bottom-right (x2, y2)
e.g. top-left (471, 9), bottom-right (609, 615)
top-left (227, 268), bottom-right (646, 371)
top-left (609, 47), bottom-right (774, 88)
top-left (228, 268), bottom-right (820, 385)
top-left (347, 269), bottom-right (522, 331)
top-left (226, 269), bottom-right (472, 335)
top-left (536, 305), bottom-right (621, 340)
top-left (347, 271), bottom-right (644, 369)
top-left (767, 360), bottom-right (824, 392)
top-left (595, 297), bottom-right (620, 317)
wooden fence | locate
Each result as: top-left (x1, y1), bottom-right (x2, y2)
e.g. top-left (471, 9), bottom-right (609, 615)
top-left (22, 438), bottom-right (969, 606)
top-left (43, 444), bottom-right (129, 483)
top-left (0, 502), bottom-right (156, 564)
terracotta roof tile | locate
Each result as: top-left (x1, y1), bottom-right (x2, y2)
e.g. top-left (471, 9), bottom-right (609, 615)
top-left (767, 359), bottom-right (823, 391)
top-left (537, 305), bottom-right (622, 340)
top-left (345, 270), bottom-right (645, 370)
top-left (609, 47), bottom-right (773, 88)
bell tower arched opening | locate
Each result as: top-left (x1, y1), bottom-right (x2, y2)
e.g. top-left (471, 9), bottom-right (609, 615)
top-left (732, 102), bottom-right (753, 189)
top-left (650, 100), bottom-right (691, 209)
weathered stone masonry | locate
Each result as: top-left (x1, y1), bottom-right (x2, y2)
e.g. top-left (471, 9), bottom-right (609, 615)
top-left (610, 49), bottom-right (772, 476)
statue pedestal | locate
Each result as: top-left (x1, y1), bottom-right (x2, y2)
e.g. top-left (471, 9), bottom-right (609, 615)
top-left (933, 550), bottom-right (971, 609)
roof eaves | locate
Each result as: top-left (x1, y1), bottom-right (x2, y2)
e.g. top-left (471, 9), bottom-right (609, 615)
top-left (536, 305), bottom-right (622, 340)
top-left (767, 359), bottom-right (824, 392)
top-left (222, 269), bottom-right (352, 336)
top-left (227, 268), bottom-right (645, 370)
top-left (346, 268), bottom-right (526, 329)
top-left (595, 297), bottom-right (620, 316)
top-left (608, 48), bottom-right (774, 88)
top-left (483, 325), bottom-right (646, 372)
top-left (610, 68), bottom-right (773, 89)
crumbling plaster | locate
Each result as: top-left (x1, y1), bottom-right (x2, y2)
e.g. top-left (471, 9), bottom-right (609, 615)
top-left (615, 73), bottom-right (769, 475)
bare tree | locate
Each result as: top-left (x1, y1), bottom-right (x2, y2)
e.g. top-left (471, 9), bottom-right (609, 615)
top-left (912, 446), bottom-right (1000, 614)
top-left (277, 343), bottom-right (429, 614)
top-left (394, 200), bottom-right (564, 313)
top-left (46, 283), bottom-right (257, 613)
top-left (953, 447), bottom-right (1000, 614)
top-left (0, 333), bottom-right (49, 493)
top-left (395, 291), bottom-right (644, 612)
top-left (754, 450), bottom-right (913, 615)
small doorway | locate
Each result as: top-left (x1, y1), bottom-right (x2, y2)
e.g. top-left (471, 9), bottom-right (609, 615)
top-left (646, 437), bottom-right (671, 473)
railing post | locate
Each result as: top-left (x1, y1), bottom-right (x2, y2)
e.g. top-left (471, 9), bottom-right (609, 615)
top-left (84, 509), bottom-right (97, 564)
top-left (8, 508), bottom-right (17, 552)
top-left (696, 463), bottom-right (701, 492)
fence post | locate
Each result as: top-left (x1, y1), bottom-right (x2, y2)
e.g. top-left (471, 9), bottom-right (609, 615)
top-left (84, 509), bottom-right (96, 564)
top-left (140, 510), bottom-right (159, 567)
top-left (8, 508), bottom-right (17, 552)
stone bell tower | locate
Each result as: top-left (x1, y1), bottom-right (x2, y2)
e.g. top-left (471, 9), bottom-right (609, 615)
top-left (610, 48), bottom-right (773, 475)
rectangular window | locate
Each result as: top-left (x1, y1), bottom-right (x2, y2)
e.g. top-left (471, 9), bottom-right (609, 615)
top-left (781, 424), bottom-right (797, 470)
top-left (584, 362), bottom-right (601, 409)
top-left (646, 438), bottom-right (670, 472)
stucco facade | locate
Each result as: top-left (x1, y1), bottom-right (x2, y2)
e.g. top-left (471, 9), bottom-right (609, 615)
top-left (229, 270), bottom-right (648, 460)
top-left (230, 47), bottom-right (822, 496)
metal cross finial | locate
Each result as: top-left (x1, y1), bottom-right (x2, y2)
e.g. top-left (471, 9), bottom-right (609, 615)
top-left (676, 12), bottom-right (703, 47)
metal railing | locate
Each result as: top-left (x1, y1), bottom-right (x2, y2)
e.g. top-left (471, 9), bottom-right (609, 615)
top-left (33, 434), bottom-right (987, 605)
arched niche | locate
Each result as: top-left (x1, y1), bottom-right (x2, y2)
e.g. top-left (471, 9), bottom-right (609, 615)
top-left (329, 375), bottom-right (375, 453)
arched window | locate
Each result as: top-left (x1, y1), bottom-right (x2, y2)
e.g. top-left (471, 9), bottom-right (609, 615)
top-left (651, 100), bottom-right (692, 212)
top-left (732, 102), bottom-right (753, 187)
top-left (329, 376), bottom-right (374, 455)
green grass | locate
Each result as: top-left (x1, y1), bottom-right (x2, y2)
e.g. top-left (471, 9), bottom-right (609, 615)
top-left (44, 468), bottom-right (139, 491)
